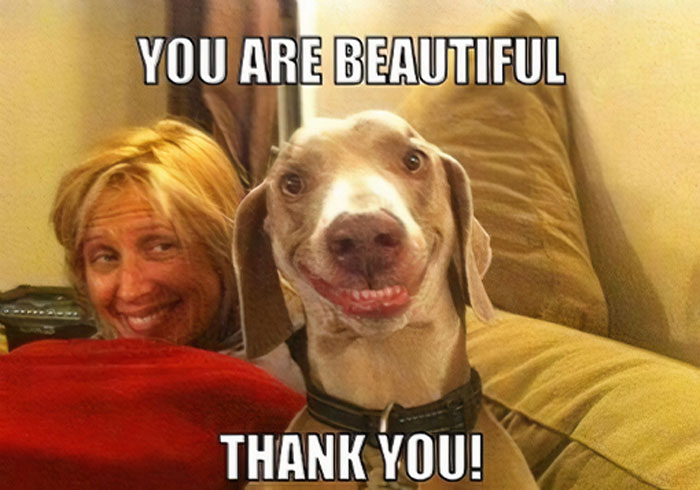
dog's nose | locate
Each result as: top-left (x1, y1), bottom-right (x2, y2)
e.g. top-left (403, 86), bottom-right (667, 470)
top-left (326, 212), bottom-right (406, 277)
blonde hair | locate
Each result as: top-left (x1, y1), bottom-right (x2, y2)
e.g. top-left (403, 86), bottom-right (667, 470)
top-left (51, 118), bottom-right (245, 348)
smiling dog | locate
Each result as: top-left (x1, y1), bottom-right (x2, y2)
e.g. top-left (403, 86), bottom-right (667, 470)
top-left (234, 111), bottom-right (536, 488)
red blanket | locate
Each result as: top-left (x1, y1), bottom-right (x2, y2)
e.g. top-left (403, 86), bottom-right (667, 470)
top-left (0, 338), bottom-right (305, 490)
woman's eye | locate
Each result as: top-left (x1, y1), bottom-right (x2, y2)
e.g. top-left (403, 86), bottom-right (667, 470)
top-left (281, 172), bottom-right (304, 196)
top-left (403, 150), bottom-right (425, 171)
top-left (91, 251), bottom-right (118, 265)
top-left (148, 240), bottom-right (180, 257)
top-left (153, 242), bottom-right (174, 252)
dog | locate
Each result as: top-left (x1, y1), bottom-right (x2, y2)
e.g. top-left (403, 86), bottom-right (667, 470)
top-left (234, 111), bottom-right (537, 488)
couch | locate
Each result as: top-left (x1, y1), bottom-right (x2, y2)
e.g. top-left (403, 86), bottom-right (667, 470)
top-left (467, 309), bottom-right (700, 489)
top-left (398, 12), bottom-right (700, 489)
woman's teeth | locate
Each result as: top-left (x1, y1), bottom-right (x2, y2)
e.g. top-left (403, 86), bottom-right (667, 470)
top-left (123, 304), bottom-right (173, 332)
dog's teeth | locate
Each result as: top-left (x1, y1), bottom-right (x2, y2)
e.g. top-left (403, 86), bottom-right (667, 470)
top-left (393, 286), bottom-right (402, 295)
top-left (369, 291), bottom-right (377, 299)
top-left (352, 290), bottom-right (361, 300)
top-left (376, 289), bottom-right (385, 299)
top-left (361, 290), bottom-right (372, 300)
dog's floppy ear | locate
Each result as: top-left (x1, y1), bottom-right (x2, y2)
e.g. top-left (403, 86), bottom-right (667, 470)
top-left (233, 183), bottom-right (295, 358)
top-left (440, 152), bottom-right (495, 322)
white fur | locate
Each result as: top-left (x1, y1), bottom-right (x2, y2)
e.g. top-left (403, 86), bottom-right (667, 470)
top-left (309, 173), bottom-right (425, 250)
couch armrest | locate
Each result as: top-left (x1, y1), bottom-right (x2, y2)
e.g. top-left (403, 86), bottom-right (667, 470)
top-left (467, 309), bottom-right (700, 489)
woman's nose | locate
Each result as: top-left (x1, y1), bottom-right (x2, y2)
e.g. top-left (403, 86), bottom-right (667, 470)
top-left (116, 256), bottom-right (156, 302)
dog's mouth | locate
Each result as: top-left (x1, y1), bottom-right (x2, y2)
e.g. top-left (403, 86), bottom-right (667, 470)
top-left (300, 265), bottom-right (411, 318)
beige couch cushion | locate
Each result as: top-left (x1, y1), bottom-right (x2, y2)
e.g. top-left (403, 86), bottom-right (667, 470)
top-left (399, 12), bottom-right (607, 335)
top-left (467, 308), bottom-right (700, 489)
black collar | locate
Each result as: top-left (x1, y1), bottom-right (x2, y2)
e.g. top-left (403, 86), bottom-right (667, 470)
top-left (305, 369), bottom-right (482, 447)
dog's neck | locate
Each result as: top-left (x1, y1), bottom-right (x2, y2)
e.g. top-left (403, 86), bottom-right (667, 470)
top-left (304, 283), bottom-right (469, 410)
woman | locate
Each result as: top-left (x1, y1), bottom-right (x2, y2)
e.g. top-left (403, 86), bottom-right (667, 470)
top-left (51, 118), bottom-right (303, 390)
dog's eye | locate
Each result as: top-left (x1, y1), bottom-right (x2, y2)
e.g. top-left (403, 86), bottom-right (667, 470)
top-left (403, 150), bottom-right (424, 171)
top-left (281, 172), bottom-right (304, 196)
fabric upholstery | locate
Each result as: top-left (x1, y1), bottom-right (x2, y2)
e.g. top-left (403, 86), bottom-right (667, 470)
top-left (399, 12), bottom-right (608, 335)
top-left (467, 308), bottom-right (700, 489)
top-left (0, 338), bottom-right (305, 490)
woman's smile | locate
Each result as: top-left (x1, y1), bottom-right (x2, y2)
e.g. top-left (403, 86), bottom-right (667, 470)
top-left (115, 299), bottom-right (183, 334)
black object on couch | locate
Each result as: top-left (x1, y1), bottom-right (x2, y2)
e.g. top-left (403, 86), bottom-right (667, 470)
top-left (0, 285), bottom-right (96, 351)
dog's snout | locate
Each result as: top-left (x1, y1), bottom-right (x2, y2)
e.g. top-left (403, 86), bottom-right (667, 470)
top-left (326, 212), bottom-right (406, 279)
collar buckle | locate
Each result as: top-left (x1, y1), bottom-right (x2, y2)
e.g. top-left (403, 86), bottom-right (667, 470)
top-left (379, 401), bottom-right (396, 434)
top-left (367, 401), bottom-right (399, 448)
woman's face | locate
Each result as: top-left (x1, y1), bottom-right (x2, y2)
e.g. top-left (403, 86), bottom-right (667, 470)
top-left (81, 184), bottom-right (222, 344)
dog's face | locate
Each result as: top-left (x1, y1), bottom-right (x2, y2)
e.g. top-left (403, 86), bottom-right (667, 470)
top-left (264, 112), bottom-right (456, 338)
top-left (234, 111), bottom-right (493, 358)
